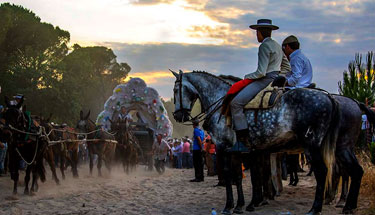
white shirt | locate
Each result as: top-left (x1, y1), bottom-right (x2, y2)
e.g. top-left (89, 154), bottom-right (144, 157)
top-left (245, 37), bottom-right (291, 79)
top-left (118, 113), bottom-right (132, 121)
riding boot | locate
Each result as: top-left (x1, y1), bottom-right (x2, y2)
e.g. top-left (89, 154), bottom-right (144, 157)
top-left (228, 129), bottom-right (251, 153)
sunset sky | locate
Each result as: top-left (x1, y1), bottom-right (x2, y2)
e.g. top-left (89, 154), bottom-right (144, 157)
top-left (3, 0), bottom-right (375, 99)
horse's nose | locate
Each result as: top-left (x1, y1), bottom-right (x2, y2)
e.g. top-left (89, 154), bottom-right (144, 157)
top-left (173, 111), bottom-right (184, 122)
top-left (173, 111), bottom-right (190, 123)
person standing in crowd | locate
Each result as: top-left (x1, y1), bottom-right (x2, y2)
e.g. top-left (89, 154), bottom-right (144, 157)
top-left (173, 139), bottom-right (183, 169)
top-left (204, 135), bottom-right (216, 176)
top-left (152, 134), bottom-right (170, 174)
top-left (182, 137), bottom-right (191, 168)
top-left (171, 139), bottom-right (177, 168)
top-left (190, 119), bottom-right (205, 182)
top-left (0, 105), bottom-right (8, 176)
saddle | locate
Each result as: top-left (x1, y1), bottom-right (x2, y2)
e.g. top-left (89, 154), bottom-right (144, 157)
top-left (244, 76), bottom-right (285, 110)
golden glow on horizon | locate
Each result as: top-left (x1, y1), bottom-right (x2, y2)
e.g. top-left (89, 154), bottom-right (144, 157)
top-left (124, 71), bottom-right (173, 84)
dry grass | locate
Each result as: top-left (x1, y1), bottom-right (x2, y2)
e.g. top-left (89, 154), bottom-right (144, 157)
top-left (358, 151), bottom-right (375, 214)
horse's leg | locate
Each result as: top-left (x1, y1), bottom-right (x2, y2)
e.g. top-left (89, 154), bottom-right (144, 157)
top-left (88, 147), bottom-right (94, 176)
top-left (261, 152), bottom-right (273, 203)
top-left (232, 153), bottom-right (245, 214)
top-left (336, 172), bottom-right (349, 208)
top-left (46, 148), bottom-right (60, 185)
top-left (272, 153), bottom-right (283, 196)
top-left (97, 152), bottom-right (103, 177)
top-left (306, 148), bottom-right (327, 215)
top-left (24, 165), bottom-right (31, 195)
top-left (245, 153), bottom-right (263, 212)
top-left (71, 145), bottom-right (79, 178)
top-left (8, 148), bottom-right (20, 195)
top-left (104, 150), bottom-right (112, 175)
top-left (292, 154), bottom-right (299, 186)
top-left (222, 151), bottom-right (234, 215)
top-left (60, 150), bottom-right (66, 180)
top-left (337, 149), bottom-right (363, 214)
top-left (30, 166), bottom-right (38, 194)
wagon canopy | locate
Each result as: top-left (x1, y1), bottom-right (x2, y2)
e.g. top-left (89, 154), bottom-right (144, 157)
top-left (96, 78), bottom-right (173, 137)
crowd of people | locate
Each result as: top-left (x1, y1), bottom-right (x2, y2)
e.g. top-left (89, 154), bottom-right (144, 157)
top-left (151, 126), bottom-right (217, 178)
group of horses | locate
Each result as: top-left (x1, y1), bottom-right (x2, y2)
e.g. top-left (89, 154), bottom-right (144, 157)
top-left (0, 98), bottom-right (140, 197)
top-left (171, 70), bottom-right (374, 215)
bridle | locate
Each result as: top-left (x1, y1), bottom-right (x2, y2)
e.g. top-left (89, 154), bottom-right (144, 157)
top-left (172, 72), bottom-right (194, 122)
top-left (172, 71), bottom-right (225, 125)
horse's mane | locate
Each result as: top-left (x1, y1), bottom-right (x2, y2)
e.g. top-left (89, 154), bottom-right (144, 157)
top-left (191, 70), bottom-right (232, 86)
top-left (218, 75), bottom-right (242, 83)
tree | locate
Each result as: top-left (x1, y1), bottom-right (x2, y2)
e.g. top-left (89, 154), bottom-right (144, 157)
top-left (338, 52), bottom-right (375, 104)
top-left (339, 51), bottom-right (375, 150)
top-left (0, 3), bottom-right (70, 97)
top-left (57, 45), bottom-right (131, 124)
top-left (0, 3), bottom-right (131, 125)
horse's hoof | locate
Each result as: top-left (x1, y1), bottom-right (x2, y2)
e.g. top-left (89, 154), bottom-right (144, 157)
top-left (233, 206), bottom-right (243, 214)
top-left (245, 204), bottom-right (255, 212)
top-left (260, 200), bottom-right (269, 206)
top-left (29, 191), bottom-right (36, 196)
top-left (221, 208), bottom-right (232, 215)
top-left (342, 207), bottom-right (356, 214)
top-left (305, 209), bottom-right (322, 215)
top-left (335, 200), bottom-right (345, 208)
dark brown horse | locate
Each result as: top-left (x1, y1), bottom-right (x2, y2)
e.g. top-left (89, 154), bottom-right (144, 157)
top-left (110, 118), bottom-right (139, 174)
top-left (76, 110), bottom-right (116, 176)
top-left (2, 97), bottom-right (47, 195)
top-left (40, 116), bottom-right (80, 183)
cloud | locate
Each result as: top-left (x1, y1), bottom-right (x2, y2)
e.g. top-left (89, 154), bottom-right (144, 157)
top-left (94, 42), bottom-right (356, 99)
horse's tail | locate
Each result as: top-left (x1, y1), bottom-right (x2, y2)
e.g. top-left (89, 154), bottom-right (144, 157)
top-left (359, 102), bottom-right (375, 127)
top-left (322, 95), bottom-right (341, 193)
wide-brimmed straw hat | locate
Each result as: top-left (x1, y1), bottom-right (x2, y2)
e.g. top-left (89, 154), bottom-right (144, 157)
top-left (249, 19), bottom-right (279, 30)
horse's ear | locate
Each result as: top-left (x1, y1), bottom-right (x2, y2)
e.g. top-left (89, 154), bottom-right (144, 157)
top-left (178, 70), bottom-right (184, 75)
top-left (80, 110), bottom-right (83, 120)
top-left (85, 110), bottom-right (90, 120)
top-left (4, 96), bottom-right (10, 107)
top-left (16, 97), bottom-right (24, 109)
top-left (169, 69), bottom-right (179, 79)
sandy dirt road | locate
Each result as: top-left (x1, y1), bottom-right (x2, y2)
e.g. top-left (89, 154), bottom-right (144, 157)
top-left (0, 165), bottom-right (371, 215)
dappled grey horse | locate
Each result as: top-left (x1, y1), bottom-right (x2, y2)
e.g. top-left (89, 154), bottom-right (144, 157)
top-left (222, 76), bottom-right (369, 213)
top-left (170, 70), bottom-right (356, 215)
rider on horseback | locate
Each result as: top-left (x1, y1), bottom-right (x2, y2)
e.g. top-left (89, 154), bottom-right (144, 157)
top-left (230, 19), bottom-right (291, 151)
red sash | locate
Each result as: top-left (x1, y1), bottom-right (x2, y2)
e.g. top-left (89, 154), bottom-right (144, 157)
top-left (226, 79), bottom-right (254, 95)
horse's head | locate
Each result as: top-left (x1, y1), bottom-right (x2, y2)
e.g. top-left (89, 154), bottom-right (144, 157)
top-left (3, 96), bottom-right (26, 129)
top-left (40, 113), bottom-right (54, 137)
top-left (171, 70), bottom-right (198, 122)
top-left (76, 110), bottom-right (91, 137)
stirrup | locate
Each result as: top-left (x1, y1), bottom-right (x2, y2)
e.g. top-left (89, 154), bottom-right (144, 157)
top-left (227, 141), bottom-right (250, 153)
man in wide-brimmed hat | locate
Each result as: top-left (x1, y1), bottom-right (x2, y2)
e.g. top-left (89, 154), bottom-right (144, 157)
top-left (282, 35), bottom-right (313, 89)
top-left (230, 19), bottom-right (291, 151)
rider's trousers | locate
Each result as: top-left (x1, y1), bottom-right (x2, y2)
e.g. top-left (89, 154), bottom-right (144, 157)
top-left (230, 71), bottom-right (279, 130)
